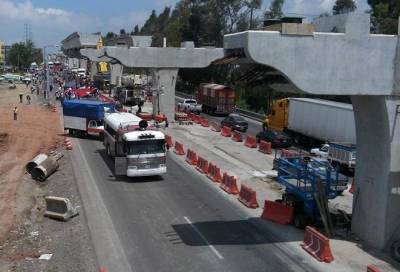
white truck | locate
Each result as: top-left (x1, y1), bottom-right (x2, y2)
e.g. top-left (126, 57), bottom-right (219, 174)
top-left (311, 143), bottom-right (356, 174)
top-left (103, 112), bottom-right (167, 177)
top-left (177, 98), bottom-right (202, 114)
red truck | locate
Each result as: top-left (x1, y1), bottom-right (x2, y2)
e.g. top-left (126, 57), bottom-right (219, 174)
top-left (196, 83), bottom-right (235, 115)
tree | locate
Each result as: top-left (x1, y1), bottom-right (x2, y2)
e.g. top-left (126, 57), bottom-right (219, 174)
top-left (368, 0), bottom-right (400, 34)
top-left (105, 32), bottom-right (116, 39)
top-left (332, 0), bottom-right (357, 15)
top-left (265, 0), bottom-right (284, 19)
top-left (8, 40), bottom-right (42, 70)
top-left (133, 25), bottom-right (140, 34)
top-left (120, 29), bottom-right (126, 35)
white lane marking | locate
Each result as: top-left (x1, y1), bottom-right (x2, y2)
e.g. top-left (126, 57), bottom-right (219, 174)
top-left (183, 216), bottom-right (224, 260)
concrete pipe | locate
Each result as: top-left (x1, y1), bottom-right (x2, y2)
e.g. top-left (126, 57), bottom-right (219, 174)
top-left (31, 157), bottom-right (59, 182)
top-left (26, 154), bottom-right (48, 174)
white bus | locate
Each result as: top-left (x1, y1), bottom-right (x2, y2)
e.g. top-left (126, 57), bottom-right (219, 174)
top-left (103, 112), bottom-right (167, 177)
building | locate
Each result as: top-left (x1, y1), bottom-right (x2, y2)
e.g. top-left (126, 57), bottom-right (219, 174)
top-left (0, 40), bottom-right (5, 67)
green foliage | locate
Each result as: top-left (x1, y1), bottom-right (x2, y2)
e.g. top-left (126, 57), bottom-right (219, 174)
top-left (264, 0), bottom-right (284, 19)
top-left (368, 0), bottom-right (399, 34)
top-left (332, 0), bottom-right (357, 15)
top-left (8, 40), bottom-right (42, 71)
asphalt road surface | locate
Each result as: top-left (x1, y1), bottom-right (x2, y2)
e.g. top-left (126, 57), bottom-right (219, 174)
top-left (74, 137), bottom-right (317, 272)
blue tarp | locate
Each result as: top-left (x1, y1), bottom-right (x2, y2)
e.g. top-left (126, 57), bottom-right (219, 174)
top-left (62, 100), bottom-right (115, 119)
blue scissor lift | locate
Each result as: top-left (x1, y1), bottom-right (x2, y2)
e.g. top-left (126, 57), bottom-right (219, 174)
top-left (276, 156), bottom-right (349, 228)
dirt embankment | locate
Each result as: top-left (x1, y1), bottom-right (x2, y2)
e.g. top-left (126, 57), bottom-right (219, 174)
top-left (0, 84), bottom-right (62, 244)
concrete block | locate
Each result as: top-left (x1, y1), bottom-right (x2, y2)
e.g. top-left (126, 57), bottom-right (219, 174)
top-left (44, 196), bottom-right (78, 221)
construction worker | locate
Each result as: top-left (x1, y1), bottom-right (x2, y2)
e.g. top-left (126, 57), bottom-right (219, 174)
top-left (19, 93), bottom-right (23, 103)
top-left (13, 107), bottom-right (18, 120)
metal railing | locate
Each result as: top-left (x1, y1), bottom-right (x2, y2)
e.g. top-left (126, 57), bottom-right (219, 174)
top-left (175, 91), bottom-right (265, 121)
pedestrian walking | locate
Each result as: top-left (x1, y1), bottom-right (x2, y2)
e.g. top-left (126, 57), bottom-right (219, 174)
top-left (50, 85), bottom-right (53, 92)
top-left (36, 86), bottom-right (40, 95)
top-left (26, 95), bottom-right (31, 105)
top-left (19, 93), bottom-right (23, 103)
top-left (13, 107), bottom-right (18, 120)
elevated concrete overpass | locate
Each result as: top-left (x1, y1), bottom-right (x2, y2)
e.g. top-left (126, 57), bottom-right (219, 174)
top-left (223, 13), bottom-right (400, 251)
top-left (62, 13), bottom-right (400, 251)
top-left (81, 43), bottom-right (224, 119)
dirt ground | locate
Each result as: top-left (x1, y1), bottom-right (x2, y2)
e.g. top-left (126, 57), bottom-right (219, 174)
top-left (0, 82), bottom-right (62, 243)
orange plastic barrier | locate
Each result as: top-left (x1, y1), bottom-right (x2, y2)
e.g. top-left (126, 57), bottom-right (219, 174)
top-left (136, 112), bottom-right (153, 121)
top-left (185, 149), bottom-right (198, 165)
top-left (64, 138), bottom-right (73, 150)
top-left (220, 173), bottom-right (239, 195)
top-left (207, 163), bottom-right (222, 183)
top-left (173, 141), bottom-right (185, 155)
top-left (210, 122), bottom-right (221, 132)
top-left (301, 226), bottom-right (334, 263)
top-left (367, 265), bottom-right (381, 272)
top-left (220, 126), bottom-right (232, 137)
top-left (201, 119), bottom-right (209, 127)
top-left (52, 105), bottom-right (57, 112)
top-left (193, 115), bottom-right (202, 124)
top-left (165, 134), bottom-right (174, 148)
top-left (349, 179), bottom-right (355, 194)
top-left (231, 131), bottom-right (242, 142)
top-left (259, 140), bottom-right (272, 154)
top-left (195, 156), bottom-right (209, 174)
top-left (261, 200), bottom-right (294, 224)
top-left (155, 114), bottom-right (167, 123)
top-left (244, 135), bottom-right (257, 148)
top-left (238, 185), bottom-right (259, 209)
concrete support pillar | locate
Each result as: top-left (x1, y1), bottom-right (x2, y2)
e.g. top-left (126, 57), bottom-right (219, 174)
top-left (152, 69), bottom-right (178, 122)
top-left (110, 64), bottom-right (123, 86)
top-left (89, 61), bottom-right (97, 80)
top-left (351, 95), bottom-right (400, 250)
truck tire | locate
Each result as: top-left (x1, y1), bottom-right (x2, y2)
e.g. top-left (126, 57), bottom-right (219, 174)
top-left (392, 240), bottom-right (400, 262)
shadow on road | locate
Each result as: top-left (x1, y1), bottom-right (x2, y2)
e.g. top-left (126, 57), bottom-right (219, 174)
top-left (97, 148), bottom-right (164, 183)
top-left (171, 217), bottom-right (302, 246)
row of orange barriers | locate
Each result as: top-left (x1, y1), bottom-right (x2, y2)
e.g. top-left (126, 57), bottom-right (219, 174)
top-left (167, 135), bottom-right (357, 266)
top-left (170, 136), bottom-right (260, 209)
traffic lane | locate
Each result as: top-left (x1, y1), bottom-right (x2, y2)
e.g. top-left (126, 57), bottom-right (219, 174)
top-left (200, 112), bottom-right (261, 137)
top-left (77, 138), bottom-right (314, 272)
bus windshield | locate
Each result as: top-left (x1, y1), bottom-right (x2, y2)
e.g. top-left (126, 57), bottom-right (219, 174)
top-left (127, 139), bottom-right (166, 155)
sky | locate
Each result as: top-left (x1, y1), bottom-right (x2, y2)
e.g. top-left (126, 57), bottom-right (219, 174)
top-left (0, 0), bottom-right (371, 48)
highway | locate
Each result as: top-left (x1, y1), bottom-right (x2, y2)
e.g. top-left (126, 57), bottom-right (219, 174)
top-left (73, 137), bottom-right (316, 272)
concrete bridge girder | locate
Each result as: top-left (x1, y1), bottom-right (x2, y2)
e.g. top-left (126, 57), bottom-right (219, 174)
top-left (224, 31), bottom-right (398, 96)
top-left (97, 46), bottom-right (225, 121)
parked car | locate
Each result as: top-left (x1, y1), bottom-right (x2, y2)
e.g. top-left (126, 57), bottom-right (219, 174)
top-left (256, 130), bottom-right (292, 148)
top-left (177, 98), bottom-right (202, 114)
top-left (220, 114), bottom-right (248, 132)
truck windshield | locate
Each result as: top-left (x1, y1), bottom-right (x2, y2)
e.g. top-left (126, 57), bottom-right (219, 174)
top-left (127, 139), bottom-right (166, 155)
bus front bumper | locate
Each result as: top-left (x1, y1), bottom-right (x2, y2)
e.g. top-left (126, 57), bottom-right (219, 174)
top-left (127, 166), bottom-right (167, 177)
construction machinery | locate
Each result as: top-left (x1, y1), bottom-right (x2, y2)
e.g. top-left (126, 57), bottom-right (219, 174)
top-left (276, 156), bottom-right (349, 233)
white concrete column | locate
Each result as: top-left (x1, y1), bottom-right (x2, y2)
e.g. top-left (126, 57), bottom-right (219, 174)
top-left (110, 64), bottom-right (123, 86)
top-left (152, 69), bottom-right (178, 122)
top-left (351, 95), bottom-right (400, 250)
